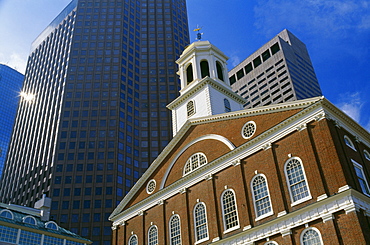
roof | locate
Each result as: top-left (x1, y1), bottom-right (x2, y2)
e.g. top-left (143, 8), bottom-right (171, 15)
top-left (110, 96), bottom-right (370, 223)
top-left (0, 203), bottom-right (91, 243)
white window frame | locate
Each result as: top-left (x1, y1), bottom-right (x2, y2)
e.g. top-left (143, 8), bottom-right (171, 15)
top-left (187, 100), bottom-right (196, 117)
top-left (364, 150), bottom-right (370, 161)
top-left (45, 221), bottom-right (59, 230)
top-left (221, 189), bottom-right (240, 233)
top-left (183, 152), bottom-right (207, 176)
top-left (23, 216), bottom-right (37, 225)
top-left (264, 241), bottom-right (279, 245)
top-left (0, 210), bottom-right (14, 219)
top-left (128, 234), bottom-right (138, 245)
top-left (148, 225), bottom-right (158, 245)
top-left (300, 227), bottom-right (323, 245)
top-left (241, 121), bottom-right (256, 139)
top-left (169, 214), bottom-right (182, 245)
top-left (193, 202), bottom-right (209, 244)
top-left (146, 179), bottom-right (156, 194)
top-left (284, 157), bottom-right (312, 206)
top-left (251, 174), bottom-right (273, 221)
top-left (344, 135), bottom-right (356, 151)
top-left (352, 159), bottom-right (370, 197)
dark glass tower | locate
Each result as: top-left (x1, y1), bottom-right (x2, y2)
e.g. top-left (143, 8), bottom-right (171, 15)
top-left (0, 0), bottom-right (189, 244)
top-left (0, 64), bottom-right (24, 179)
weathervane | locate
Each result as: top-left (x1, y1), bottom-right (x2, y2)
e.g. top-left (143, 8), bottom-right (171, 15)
top-left (193, 25), bottom-right (203, 41)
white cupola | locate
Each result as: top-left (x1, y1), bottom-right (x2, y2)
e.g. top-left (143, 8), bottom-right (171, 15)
top-left (167, 41), bottom-right (246, 136)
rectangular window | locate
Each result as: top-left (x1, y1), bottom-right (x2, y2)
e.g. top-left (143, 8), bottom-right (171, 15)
top-left (352, 160), bottom-right (370, 196)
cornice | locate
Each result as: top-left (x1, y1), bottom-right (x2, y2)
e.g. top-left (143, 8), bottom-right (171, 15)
top-left (110, 96), bottom-right (370, 221)
top-left (212, 189), bottom-right (370, 245)
top-left (110, 98), bottom-right (325, 222)
top-left (167, 77), bottom-right (246, 110)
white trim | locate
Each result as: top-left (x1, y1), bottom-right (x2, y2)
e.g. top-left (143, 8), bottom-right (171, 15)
top-left (0, 209), bottom-right (14, 220)
top-left (210, 189), bottom-right (368, 245)
top-left (284, 157), bottom-right (312, 206)
top-left (193, 202), bottom-right (210, 244)
top-left (241, 121), bottom-right (256, 139)
top-left (300, 227), bottom-right (323, 245)
top-left (169, 214), bottom-right (182, 245)
top-left (160, 134), bottom-right (235, 189)
top-left (352, 159), bottom-right (370, 197)
top-left (183, 152), bottom-right (208, 176)
top-left (45, 221), bottom-right (59, 230)
top-left (147, 225), bottom-right (158, 245)
top-left (251, 174), bottom-right (274, 221)
top-left (221, 189), bottom-right (240, 233)
top-left (146, 179), bottom-right (156, 194)
top-left (344, 135), bottom-right (357, 151)
top-left (364, 150), bottom-right (370, 161)
top-left (128, 234), bottom-right (138, 245)
top-left (264, 241), bottom-right (279, 245)
top-left (22, 215), bottom-right (37, 225)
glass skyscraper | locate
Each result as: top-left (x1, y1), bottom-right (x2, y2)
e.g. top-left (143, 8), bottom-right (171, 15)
top-left (0, 64), bottom-right (24, 179)
top-left (0, 0), bottom-right (189, 244)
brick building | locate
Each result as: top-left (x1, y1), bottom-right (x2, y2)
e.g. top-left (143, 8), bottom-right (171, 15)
top-left (109, 41), bottom-right (370, 245)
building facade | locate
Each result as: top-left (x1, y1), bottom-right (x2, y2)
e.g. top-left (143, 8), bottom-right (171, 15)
top-left (0, 0), bottom-right (189, 244)
top-left (0, 64), bottom-right (24, 179)
top-left (0, 195), bottom-right (91, 245)
top-left (110, 41), bottom-right (370, 245)
top-left (229, 29), bottom-right (322, 109)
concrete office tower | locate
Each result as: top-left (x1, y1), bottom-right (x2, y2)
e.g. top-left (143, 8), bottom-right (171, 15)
top-left (0, 64), bottom-right (24, 179)
top-left (229, 29), bottom-right (322, 109)
top-left (0, 0), bottom-right (189, 244)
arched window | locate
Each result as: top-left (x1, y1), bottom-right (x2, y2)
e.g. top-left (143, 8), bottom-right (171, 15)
top-left (186, 64), bottom-right (194, 85)
top-left (344, 135), bottom-right (356, 150)
top-left (169, 215), bottom-right (182, 245)
top-left (301, 227), bottom-right (323, 245)
top-left (183, 152), bottom-right (207, 176)
top-left (200, 60), bottom-right (210, 78)
top-left (23, 216), bottom-right (37, 225)
top-left (187, 100), bottom-right (195, 117)
top-left (221, 189), bottom-right (239, 232)
top-left (0, 210), bottom-right (13, 219)
top-left (194, 203), bottom-right (209, 242)
top-left (148, 225), bottom-right (158, 245)
top-left (224, 98), bottom-right (231, 112)
top-left (352, 159), bottom-right (370, 196)
top-left (364, 150), bottom-right (370, 161)
top-left (251, 174), bottom-right (273, 219)
top-left (128, 234), bottom-right (138, 245)
top-left (216, 61), bottom-right (224, 81)
top-left (264, 242), bottom-right (279, 245)
top-left (284, 157), bottom-right (311, 205)
top-left (45, 221), bottom-right (58, 230)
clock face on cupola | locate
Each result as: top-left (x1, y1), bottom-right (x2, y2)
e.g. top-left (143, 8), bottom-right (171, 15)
top-left (167, 40), bottom-right (246, 135)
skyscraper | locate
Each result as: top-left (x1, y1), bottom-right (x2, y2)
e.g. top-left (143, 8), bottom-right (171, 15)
top-left (0, 0), bottom-right (189, 244)
top-left (229, 29), bottom-right (322, 109)
top-left (0, 64), bottom-right (24, 179)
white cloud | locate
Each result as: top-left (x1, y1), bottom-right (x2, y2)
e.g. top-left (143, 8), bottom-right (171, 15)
top-left (253, 0), bottom-right (370, 37)
top-left (229, 54), bottom-right (241, 68)
top-left (337, 92), bottom-right (364, 122)
top-left (0, 52), bottom-right (27, 74)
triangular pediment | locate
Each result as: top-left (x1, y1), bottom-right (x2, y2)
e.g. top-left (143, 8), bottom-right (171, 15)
top-left (110, 97), bottom-right (329, 221)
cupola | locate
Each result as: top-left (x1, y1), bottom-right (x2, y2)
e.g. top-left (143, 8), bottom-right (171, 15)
top-left (167, 41), bottom-right (246, 135)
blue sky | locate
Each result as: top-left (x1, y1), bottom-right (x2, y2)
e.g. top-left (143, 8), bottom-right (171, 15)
top-left (1, 0), bottom-right (369, 129)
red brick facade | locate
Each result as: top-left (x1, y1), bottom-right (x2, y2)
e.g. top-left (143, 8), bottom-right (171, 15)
top-left (110, 98), bottom-right (370, 245)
